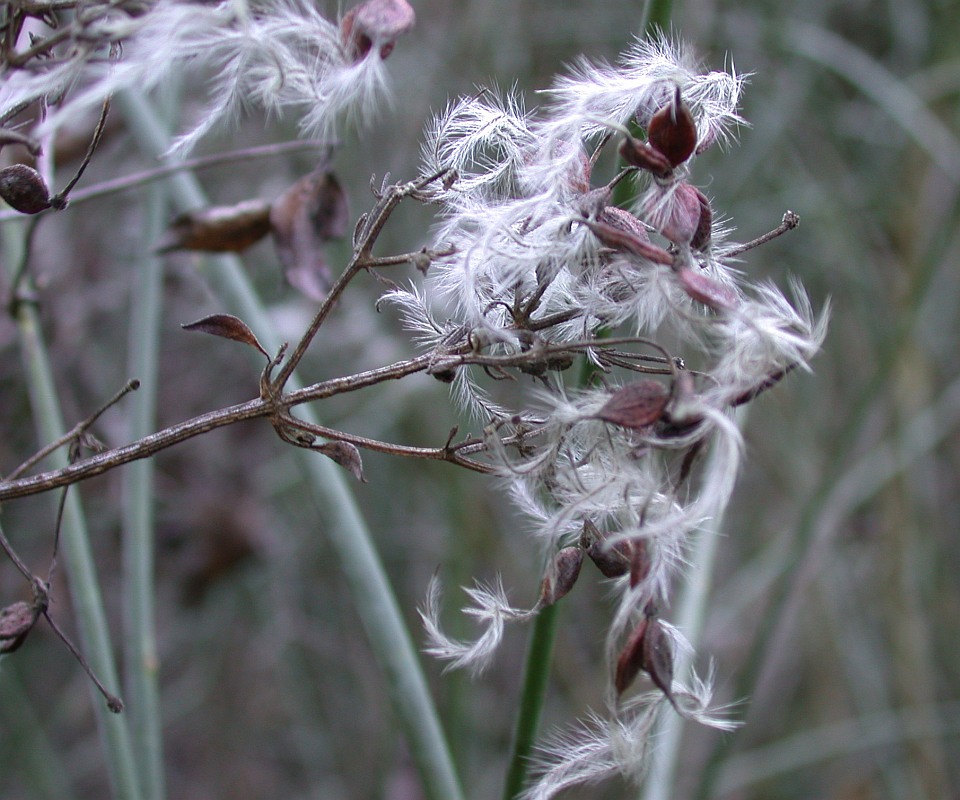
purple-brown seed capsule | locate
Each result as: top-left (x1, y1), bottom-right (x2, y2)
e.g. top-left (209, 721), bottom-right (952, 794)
top-left (0, 164), bottom-right (51, 215)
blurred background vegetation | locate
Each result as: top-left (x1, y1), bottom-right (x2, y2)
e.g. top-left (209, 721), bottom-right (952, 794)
top-left (1, 0), bottom-right (959, 798)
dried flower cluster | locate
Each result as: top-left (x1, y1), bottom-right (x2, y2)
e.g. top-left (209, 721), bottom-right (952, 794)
top-left (0, 3), bottom-right (827, 797)
top-left (396, 38), bottom-right (827, 796)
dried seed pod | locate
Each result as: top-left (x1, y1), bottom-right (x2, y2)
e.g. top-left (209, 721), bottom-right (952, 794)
top-left (0, 600), bottom-right (41, 654)
top-left (647, 87), bottom-right (698, 168)
top-left (581, 216), bottom-right (673, 266)
top-left (690, 187), bottom-right (713, 251)
top-left (618, 135), bottom-right (673, 178)
top-left (641, 617), bottom-right (677, 706)
top-left (538, 546), bottom-right (584, 606)
top-left (629, 538), bottom-right (651, 589)
top-left (595, 380), bottom-right (670, 431)
top-left (341, 0), bottom-right (415, 61)
top-left (644, 181), bottom-right (703, 246)
top-left (615, 615), bottom-right (649, 694)
top-left (0, 164), bottom-right (51, 214)
top-left (675, 267), bottom-right (739, 312)
top-left (598, 205), bottom-right (652, 244)
top-left (316, 441), bottom-right (366, 483)
top-left (181, 313), bottom-right (270, 358)
top-left (581, 520), bottom-right (631, 578)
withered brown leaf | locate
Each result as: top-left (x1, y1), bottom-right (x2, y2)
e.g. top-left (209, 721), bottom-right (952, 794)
top-left (270, 169), bottom-right (349, 301)
top-left (181, 313), bottom-right (269, 358)
top-left (156, 200), bottom-right (272, 253)
top-left (317, 441), bottom-right (366, 483)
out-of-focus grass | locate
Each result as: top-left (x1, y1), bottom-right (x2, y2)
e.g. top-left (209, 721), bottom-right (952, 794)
top-left (1, 1), bottom-right (958, 798)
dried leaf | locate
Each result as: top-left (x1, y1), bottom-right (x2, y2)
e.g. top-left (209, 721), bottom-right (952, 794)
top-left (156, 199), bottom-right (271, 253)
top-left (181, 314), bottom-right (269, 358)
top-left (539, 546), bottom-right (584, 606)
top-left (0, 164), bottom-right (51, 215)
top-left (676, 268), bottom-right (739, 312)
top-left (341, 0), bottom-right (415, 61)
top-left (595, 380), bottom-right (670, 430)
top-left (615, 616), bottom-right (649, 695)
top-left (317, 441), bottom-right (366, 482)
top-left (270, 169), bottom-right (348, 300)
top-left (647, 88), bottom-right (698, 168)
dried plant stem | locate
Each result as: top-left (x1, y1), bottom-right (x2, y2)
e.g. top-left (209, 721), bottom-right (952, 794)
top-left (115, 89), bottom-right (465, 800)
top-left (0, 140), bottom-right (332, 221)
top-left (0, 337), bottom-right (656, 502)
top-left (3, 222), bottom-right (142, 799)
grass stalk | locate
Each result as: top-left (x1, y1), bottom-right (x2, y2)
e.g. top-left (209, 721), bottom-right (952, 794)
top-left (3, 222), bottom-right (143, 800)
top-left (501, 601), bottom-right (559, 800)
top-left (114, 90), bottom-right (464, 800)
top-left (121, 180), bottom-right (167, 800)
top-left (0, 659), bottom-right (79, 800)
top-left (640, 411), bottom-right (745, 800)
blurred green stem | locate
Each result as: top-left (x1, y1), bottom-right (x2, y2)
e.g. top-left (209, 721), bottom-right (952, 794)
top-left (640, 0), bottom-right (673, 34)
top-left (121, 181), bottom-right (167, 800)
top-left (114, 91), bottom-right (464, 800)
top-left (3, 222), bottom-right (143, 800)
top-left (640, 410), bottom-right (745, 800)
top-left (502, 602), bottom-right (559, 800)
top-left (0, 661), bottom-right (79, 800)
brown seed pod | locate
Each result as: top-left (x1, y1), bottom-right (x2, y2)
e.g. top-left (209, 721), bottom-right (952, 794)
top-left (594, 380), bottom-right (671, 431)
top-left (538, 546), bottom-right (584, 606)
top-left (618, 135), bottom-right (673, 179)
top-left (690, 187), bottom-right (713, 251)
top-left (341, 0), bottom-right (415, 62)
top-left (0, 164), bottom-right (51, 215)
top-left (647, 87), bottom-right (698, 168)
top-left (644, 181), bottom-right (703, 246)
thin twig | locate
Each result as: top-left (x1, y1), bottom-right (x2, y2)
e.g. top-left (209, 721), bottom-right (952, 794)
top-left (271, 169), bottom-right (449, 391)
top-left (276, 412), bottom-right (495, 474)
top-left (0, 336), bottom-right (675, 502)
top-left (0, 140), bottom-right (333, 221)
top-left (6, 378), bottom-right (140, 481)
top-left (50, 96), bottom-right (111, 207)
top-left (724, 211), bottom-right (800, 257)
top-left (42, 608), bottom-right (124, 712)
